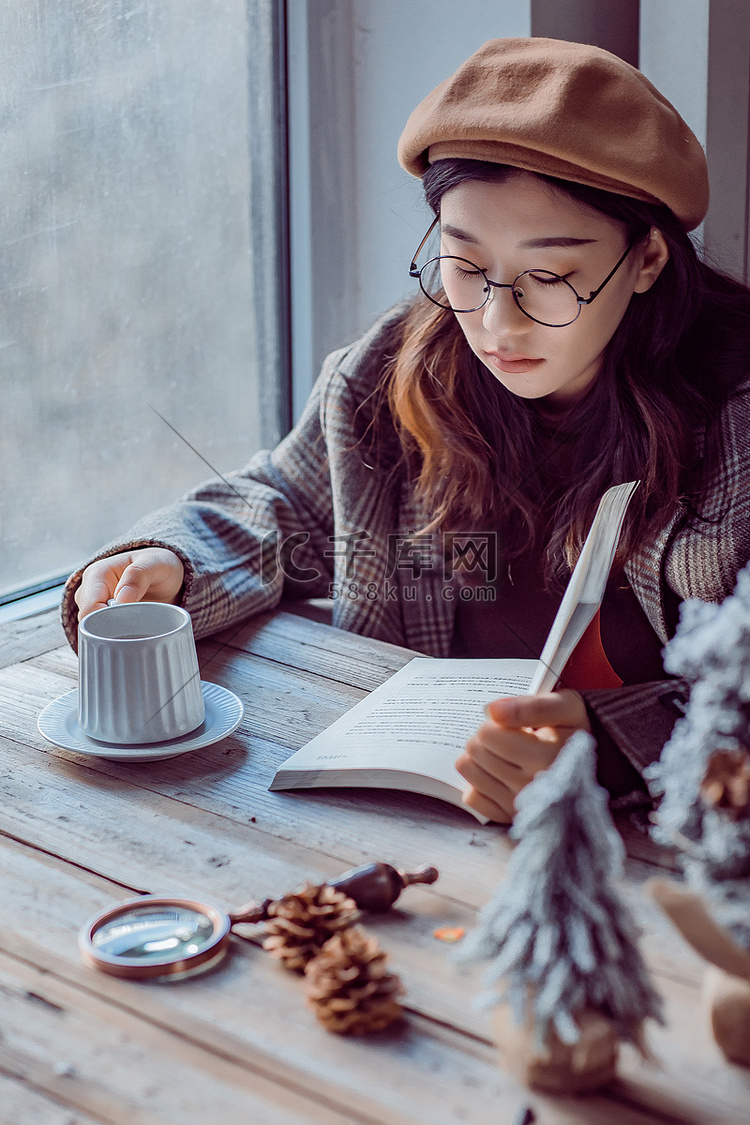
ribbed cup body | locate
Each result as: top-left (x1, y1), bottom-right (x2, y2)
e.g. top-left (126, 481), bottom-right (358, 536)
top-left (78, 603), bottom-right (205, 744)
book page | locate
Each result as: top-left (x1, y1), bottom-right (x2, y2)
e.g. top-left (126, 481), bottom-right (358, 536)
top-left (529, 480), bottom-right (638, 694)
top-left (271, 657), bottom-right (536, 789)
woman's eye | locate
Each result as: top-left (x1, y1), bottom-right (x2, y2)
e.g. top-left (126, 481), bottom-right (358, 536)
top-left (526, 271), bottom-right (568, 287)
top-left (451, 264), bottom-right (484, 279)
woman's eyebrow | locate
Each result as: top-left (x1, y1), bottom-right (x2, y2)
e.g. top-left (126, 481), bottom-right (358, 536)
top-left (440, 223), bottom-right (480, 244)
top-left (519, 236), bottom-right (598, 249)
top-left (441, 224), bottom-right (598, 250)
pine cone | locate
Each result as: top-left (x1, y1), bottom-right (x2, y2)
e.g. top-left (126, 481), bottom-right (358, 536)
top-left (701, 749), bottom-right (750, 820)
top-left (262, 882), bottom-right (359, 972)
top-left (304, 925), bottom-right (404, 1035)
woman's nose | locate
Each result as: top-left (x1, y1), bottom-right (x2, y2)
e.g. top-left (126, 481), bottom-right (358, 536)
top-left (481, 285), bottom-right (530, 337)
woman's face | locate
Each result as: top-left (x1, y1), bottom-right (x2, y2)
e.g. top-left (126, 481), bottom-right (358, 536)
top-left (438, 174), bottom-right (667, 407)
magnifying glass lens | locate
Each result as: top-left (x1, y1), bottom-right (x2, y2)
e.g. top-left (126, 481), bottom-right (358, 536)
top-left (80, 896), bottom-right (231, 979)
top-left (92, 905), bottom-right (216, 961)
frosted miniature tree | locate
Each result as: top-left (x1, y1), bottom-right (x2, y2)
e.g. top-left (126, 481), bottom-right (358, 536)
top-left (646, 566), bottom-right (750, 845)
top-left (458, 731), bottom-right (663, 1055)
top-left (645, 564), bottom-right (750, 1067)
top-left (647, 564), bottom-right (750, 948)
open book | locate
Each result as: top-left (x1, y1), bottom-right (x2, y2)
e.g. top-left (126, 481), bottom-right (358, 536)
top-left (270, 481), bottom-right (638, 821)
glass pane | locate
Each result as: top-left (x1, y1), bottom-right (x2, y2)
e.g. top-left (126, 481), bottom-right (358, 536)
top-left (0, 2), bottom-right (273, 596)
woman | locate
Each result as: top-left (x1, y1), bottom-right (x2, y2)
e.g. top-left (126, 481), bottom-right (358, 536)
top-left (64, 38), bottom-right (750, 822)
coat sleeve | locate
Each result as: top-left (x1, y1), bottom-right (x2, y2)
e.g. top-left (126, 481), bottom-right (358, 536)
top-left (581, 379), bottom-right (750, 778)
top-left (61, 353), bottom-right (351, 650)
top-left (580, 679), bottom-right (690, 775)
top-left (524, 389), bottom-right (750, 777)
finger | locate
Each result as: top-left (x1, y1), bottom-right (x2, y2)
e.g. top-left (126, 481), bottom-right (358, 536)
top-left (75, 579), bottom-right (114, 619)
top-left (75, 555), bottom-right (132, 619)
top-left (468, 725), bottom-right (533, 772)
top-left (463, 733), bottom-right (536, 792)
top-left (486, 689), bottom-right (588, 731)
top-left (461, 782), bottom-right (513, 825)
top-left (112, 550), bottom-right (183, 605)
top-left (466, 725), bottom-right (564, 785)
top-left (473, 719), bottom-right (538, 755)
top-left (458, 751), bottom-right (517, 814)
top-left (112, 564), bottom-right (149, 604)
top-left (456, 755), bottom-right (516, 822)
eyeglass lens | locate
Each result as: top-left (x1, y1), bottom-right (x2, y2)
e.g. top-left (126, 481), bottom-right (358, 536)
top-left (419, 256), bottom-right (581, 325)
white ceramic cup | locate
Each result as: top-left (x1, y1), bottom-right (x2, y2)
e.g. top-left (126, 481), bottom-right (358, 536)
top-left (78, 602), bottom-right (205, 744)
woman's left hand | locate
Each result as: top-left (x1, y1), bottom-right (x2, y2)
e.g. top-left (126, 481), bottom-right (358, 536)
top-left (456, 689), bottom-right (591, 823)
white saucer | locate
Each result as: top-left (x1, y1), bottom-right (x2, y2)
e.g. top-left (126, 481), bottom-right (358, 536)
top-left (37, 681), bottom-right (244, 762)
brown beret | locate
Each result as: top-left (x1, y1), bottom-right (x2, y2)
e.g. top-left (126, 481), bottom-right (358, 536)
top-left (398, 38), bottom-right (708, 230)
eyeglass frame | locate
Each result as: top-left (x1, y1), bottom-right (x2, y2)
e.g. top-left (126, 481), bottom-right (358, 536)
top-left (409, 216), bottom-right (637, 327)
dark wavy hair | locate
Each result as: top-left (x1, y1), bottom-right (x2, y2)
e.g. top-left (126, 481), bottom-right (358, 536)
top-left (384, 159), bottom-right (750, 584)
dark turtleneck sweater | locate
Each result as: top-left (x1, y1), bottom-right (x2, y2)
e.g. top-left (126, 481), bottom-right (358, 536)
top-left (449, 407), bottom-right (665, 798)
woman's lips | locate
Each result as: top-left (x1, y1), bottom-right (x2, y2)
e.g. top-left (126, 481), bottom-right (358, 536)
top-left (486, 352), bottom-right (544, 374)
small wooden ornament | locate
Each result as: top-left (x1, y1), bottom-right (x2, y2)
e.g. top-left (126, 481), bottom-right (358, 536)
top-left (492, 1004), bottom-right (619, 1094)
top-left (649, 878), bottom-right (750, 1067)
top-left (328, 862), bottom-right (438, 912)
top-left (705, 966), bottom-right (750, 1066)
top-left (647, 879), bottom-right (750, 980)
top-left (699, 748), bottom-right (750, 820)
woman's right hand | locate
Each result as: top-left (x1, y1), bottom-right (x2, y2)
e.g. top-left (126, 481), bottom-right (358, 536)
top-left (74, 548), bottom-right (185, 621)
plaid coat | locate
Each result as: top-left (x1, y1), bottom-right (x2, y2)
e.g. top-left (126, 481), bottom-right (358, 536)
top-left (62, 304), bottom-right (750, 772)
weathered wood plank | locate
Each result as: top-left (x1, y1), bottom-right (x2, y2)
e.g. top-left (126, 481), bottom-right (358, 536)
top-left (25, 637), bottom-right (679, 873)
top-left (34, 618), bottom-right (680, 864)
top-left (0, 1072), bottom-right (108, 1125)
top-left (0, 713), bottom-right (497, 1040)
top-left (0, 951), bottom-right (366, 1125)
top-left (0, 607), bottom-right (66, 670)
top-left (204, 608), bottom-right (416, 691)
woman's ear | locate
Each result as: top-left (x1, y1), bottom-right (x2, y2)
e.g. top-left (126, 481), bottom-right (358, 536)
top-left (632, 227), bottom-right (670, 293)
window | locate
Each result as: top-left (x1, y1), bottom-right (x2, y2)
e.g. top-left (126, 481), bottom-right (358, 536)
top-left (0, 0), bottom-right (289, 600)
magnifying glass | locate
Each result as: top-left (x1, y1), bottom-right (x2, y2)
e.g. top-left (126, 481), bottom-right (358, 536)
top-left (78, 895), bottom-right (273, 981)
top-left (78, 862), bottom-right (438, 981)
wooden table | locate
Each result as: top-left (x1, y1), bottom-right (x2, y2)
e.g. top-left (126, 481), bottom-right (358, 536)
top-left (1, 603), bottom-right (749, 1125)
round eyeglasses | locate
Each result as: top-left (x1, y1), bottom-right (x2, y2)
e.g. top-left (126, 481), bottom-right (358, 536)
top-left (409, 217), bottom-right (636, 327)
